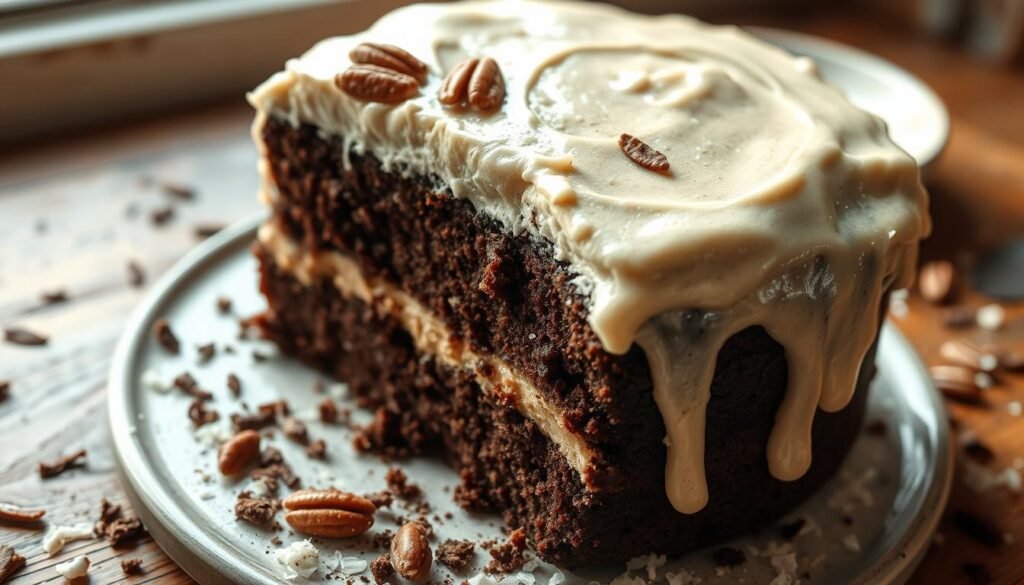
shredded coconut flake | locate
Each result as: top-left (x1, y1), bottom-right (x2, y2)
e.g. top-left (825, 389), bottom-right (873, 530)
top-left (43, 522), bottom-right (95, 556)
top-left (274, 540), bottom-right (319, 580)
top-left (141, 369), bottom-right (170, 392)
top-left (55, 555), bottom-right (91, 579)
top-left (842, 534), bottom-right (861, 552)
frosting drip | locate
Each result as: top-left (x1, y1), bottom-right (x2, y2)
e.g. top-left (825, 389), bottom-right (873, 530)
top-left (249, 0), bottom-right (930, 514)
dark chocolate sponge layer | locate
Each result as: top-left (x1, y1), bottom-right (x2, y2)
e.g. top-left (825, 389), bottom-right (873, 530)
top-left (255, 116), bottom-right (876, 567)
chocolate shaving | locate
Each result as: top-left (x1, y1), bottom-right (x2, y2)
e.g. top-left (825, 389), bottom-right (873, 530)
top-left (283, 417), bottom-right (309, 445)
top-left (194, 222), bottom-right (225, 240)
top-left (350, 42), bottom-right (428, 85)
top-left (41, 289), bottom-right (68, 305)
top-left (0, 545), bottom-right (26, 582)
top-left (436, 539), bottom-right (475, 570)
top-left (153, 318), bottom-right (179, 353)
top-left (227, 373), bottom-right (241, 397)
top-left (386, 468), bottom-right (421, 500)
top-left (306, 439), bottom-right (327, 460)
top-left (127, 260), bottom-right (146, 288)
top-left (174, 372), bottom-right (212, 400)
top-left (149, 206), bottom-right (175, 226)
top-left (4, 327), bottom-right (48, 347)
top-left (231, 410), bottom-right (275, 433)
top-left (159, 181), bottom-right (195, 201)
top-left (196, 342), bottom-right (216, 364)
top-left (38, 449), bottom-right (86, 479)
top-left (0, 380), bottom-right (8, 403)
top-left (188, 399), bottom-right (219, 427)
top-left (619, 133), bottom-right (670, 174)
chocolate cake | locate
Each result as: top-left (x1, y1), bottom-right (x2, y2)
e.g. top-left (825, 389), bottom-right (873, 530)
top-left (248, 0), bottom-right (930, 567)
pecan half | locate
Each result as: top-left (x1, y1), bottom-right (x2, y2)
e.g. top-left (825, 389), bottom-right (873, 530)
top-left (619, 133), bottom-right (670, 174)
top-left (337, 65), bottom-right (419, 104)
top-left (0, 503), bottom-right (46, 523)
top-left (439, 57), bottom-right (505, 114)
top-left (282, 488), bottom-right (375, 538)
top-left (350, 42), bottom-right (428, 85)
top-left (218, 430), bottom-right (261, 476)
top-left (391, 521), bottom-right (432, 582)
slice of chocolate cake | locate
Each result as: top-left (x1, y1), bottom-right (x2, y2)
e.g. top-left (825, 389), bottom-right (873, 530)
top-left (248, 0), bottom-right (930, 567)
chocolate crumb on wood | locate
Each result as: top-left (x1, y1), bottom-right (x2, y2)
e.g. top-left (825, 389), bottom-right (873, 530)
top-left (4, 327), bottom-right (48, 347)
top-left (121, 558), bottom-right (144, 575)
top-left (484, 527), bottom-right (526, 574)
top-left (188, 399), bottom-right (219, 427)
top-left (39, 449), bottom-right (87, 479)
top-left (40, 289), bottom-right (68, 305)
top-left (153, 318), bottom-right (180, 353)
top-left (436, 539), bottom-right (475, 570)
top-left (96, 498), bottom-right (122, 534)
top-left (0, 545), bottom-right (26, 583)
top-left (127, 260), bottom-right (146, 288)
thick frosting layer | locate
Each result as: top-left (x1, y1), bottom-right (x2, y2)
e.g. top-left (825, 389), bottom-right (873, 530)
top-left (249, 0), bottom-right (930, 513)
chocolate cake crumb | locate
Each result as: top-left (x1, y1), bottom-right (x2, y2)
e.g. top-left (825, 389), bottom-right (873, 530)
top-left (217, 296), bottom-right (233, 314)
top-left (778, 518), bottom-right (806, 541)
top-left (153, 319), bottom-right (179, 353)
top-left (188, 399), bottom-right (219, 427)
top-left (197, 342), bottom-right (216, 364)
top-left (283, 417), bottom-right (309, 445)
top-left (232, 410), bottom-right (275, 433)
top-left (952, 510), bottom-right (1003, 548)
top-left (712, 546), bottom-right (746, 567)
top-left (121, 558), bottom-right (144, 575)
top-left (963, 439), bottom-right (995, 464)
top-left (194, 222), bottom-right (226, 240)
top-left (150, 206), bottom-right (175, 226)
top-left (4, 327), bottom-right (48, 347)
top-left (385, 468), bottom-right (421, 500)
top-left (306, 439), bottom-right (327, 460)
top-left (235, 491), bottom-right (278, 526)
top-left (436, 539), bottom-right (475, 570)
top-left (260, 400), bottom-right (290, 418)
top-left (127, 261), bottom-right (146, 288)
top-left (227, 373), bottom-right (242, 397)
top-left (96, 498), bottom-right (123, 534)
top-left (41, 289), bottom-right (68, 305)
top-left (174, 372), bottom-right (213, 400)
top-left (0, 380), bottom-right (9, 403)
top-left (484, 528), bottom-right (526, 574)
top-left (252, 349), bottom-right (269, 363)
top-left (370, 554), bottom-right (393, 584)
top-left (0, 545), bottom-right (26, 582)
top-left (159, 181), bottom-right (195, 201)
top-left (319, 398), bottom-right (339, 423)
top-left (962, 562), bottom-right (992, 585)
top-left (39, 449), bottom-right (87, 478)
top-left (365, 491), bottom-right (394, 509)
top-left (251, 447), bottom-right (300, 489)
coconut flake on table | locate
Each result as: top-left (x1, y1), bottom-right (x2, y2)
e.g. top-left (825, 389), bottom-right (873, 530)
top-left (274, 540), bottom-right (319, 580)
top-left (43, 522), bottom-right (95, 556)
top-left (55, 555), bottom-right (91, 579)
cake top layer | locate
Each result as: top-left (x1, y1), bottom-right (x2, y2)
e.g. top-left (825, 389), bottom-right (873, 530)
top-left (250, 0), bottom-right (930, 514)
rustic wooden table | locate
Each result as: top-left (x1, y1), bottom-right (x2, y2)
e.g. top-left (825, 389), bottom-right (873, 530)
top-left (1, 11), bottom-right (1022, 585)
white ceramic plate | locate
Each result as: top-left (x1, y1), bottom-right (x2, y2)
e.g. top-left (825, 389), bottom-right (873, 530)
top-left (751, 27), bottom-right (949, 168)
top-left (109, 216), bottom-right (951, 585)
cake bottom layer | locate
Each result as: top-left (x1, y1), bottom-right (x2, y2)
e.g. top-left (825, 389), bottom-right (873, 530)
top-left (254, 240), bottom-right (875, 568)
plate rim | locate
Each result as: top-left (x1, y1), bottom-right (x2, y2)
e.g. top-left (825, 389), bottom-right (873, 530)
top-left (748, 25), bottom-right (950, 169)
top-left (108, 214), bottom-right (952, 585)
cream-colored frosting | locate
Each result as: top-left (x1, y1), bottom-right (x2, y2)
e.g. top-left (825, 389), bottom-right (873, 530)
top-left (258, 223), bottom-right (599, 485)
top-left (249, 0), bottom-right (930, 514)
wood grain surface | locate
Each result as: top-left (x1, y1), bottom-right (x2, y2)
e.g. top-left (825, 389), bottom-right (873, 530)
top-left (1, 11), bottom-right (1023, 585)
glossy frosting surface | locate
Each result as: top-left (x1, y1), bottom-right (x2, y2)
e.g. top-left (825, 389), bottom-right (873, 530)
top-left (249, 0), bottom-right (930, 513)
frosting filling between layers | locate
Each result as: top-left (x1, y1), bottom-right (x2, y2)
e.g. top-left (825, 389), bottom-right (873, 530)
top-left (249, 0), bottom-right (931, 513)
top-left (258, 223), bottom-right (600, 486)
